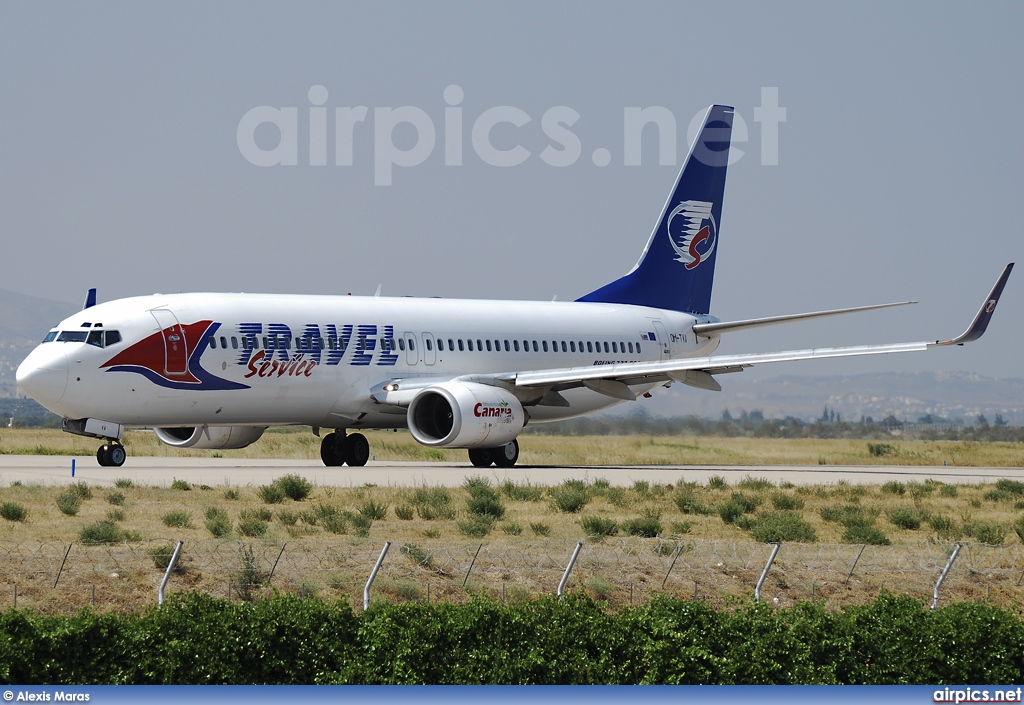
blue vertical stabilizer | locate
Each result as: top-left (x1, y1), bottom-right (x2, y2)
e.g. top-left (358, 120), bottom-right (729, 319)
top-left (577, 104), bottom-right (734, 314)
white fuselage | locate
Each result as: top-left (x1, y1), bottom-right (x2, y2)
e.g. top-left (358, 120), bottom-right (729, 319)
top-left (18, 292), bottom-right (719, 430)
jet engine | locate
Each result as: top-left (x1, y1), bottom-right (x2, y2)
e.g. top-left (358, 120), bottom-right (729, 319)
top-left (154, 425), bottom-right (267, 450)
top-left (407, 382), bottom-right (525, 448)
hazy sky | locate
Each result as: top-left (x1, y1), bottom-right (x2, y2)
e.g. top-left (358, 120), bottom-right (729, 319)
top-left (2, 2), bottom-right (1021, 383)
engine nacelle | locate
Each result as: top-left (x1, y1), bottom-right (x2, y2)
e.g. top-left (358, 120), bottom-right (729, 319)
top-left (407, 382), bottom-right (525, 448)
top-left (154, 425), bottom-right (266, 450)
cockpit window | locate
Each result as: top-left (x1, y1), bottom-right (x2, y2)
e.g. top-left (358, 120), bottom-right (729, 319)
top-left (57, 331), bottom-right (89, 343)
top-left (51, 329), bottom-right (122, 347)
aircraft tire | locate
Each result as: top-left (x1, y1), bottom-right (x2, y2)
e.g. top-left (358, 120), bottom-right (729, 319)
top-left (97, 444), bottom-right (110, 467)
top-left (345, 433), bottom-right (370, 467)
top-left (468, 448), bottom-right (494, 468)
top-left (320, 433), bottom-right (346, 467)
top-left (493, 439), bottom-right (519, 468)
top-left (108, 444), bottom-right (126, 467)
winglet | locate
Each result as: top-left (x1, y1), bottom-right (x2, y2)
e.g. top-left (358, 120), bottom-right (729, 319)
top-left (83, 288), bottom-right (97, 310)
top-left (934, 263), bottom-right (1013, 346)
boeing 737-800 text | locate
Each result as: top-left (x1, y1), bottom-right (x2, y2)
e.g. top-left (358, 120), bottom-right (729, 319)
top-left (15, 105), bottom-right (1013, 468)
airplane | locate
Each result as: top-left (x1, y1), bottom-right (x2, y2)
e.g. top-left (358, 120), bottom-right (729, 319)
top-left (15, 104), bottom-right (1013, 469)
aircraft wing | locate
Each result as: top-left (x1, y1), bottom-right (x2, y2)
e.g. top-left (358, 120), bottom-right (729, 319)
top-left (508, 263), bottom-right (1014, 400)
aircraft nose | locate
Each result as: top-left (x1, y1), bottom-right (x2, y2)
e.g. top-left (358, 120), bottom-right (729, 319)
top-left (16, 346), bottom-right (69, 409)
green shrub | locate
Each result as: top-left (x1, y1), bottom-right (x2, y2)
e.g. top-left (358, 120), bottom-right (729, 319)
top-left (277, 510), bottom-right (300, 526)
top-left (632, 480), bottom-right (651, 496)
top-left (467, 494), bottom-right (505, 519)
top-left (530, 522), bottom-right (551, 537)
top-left (162, 510), bottom-right (192, 528)
top-left (622, 512), bottom-right (662, 538)
top-left (996, 479), bottom-right (1024, 497)
top-left (966, 522), bottom-right (1007, 546)
top-left (869, 443), bottom-right (897, 457)
top-left (413, 486), bottom-right (456, 520)
top-left (707, 475), bottom-right (728, 490)
top-left (749, 512), bottom-right (817, 543)
top-left (501, 480), bottom-right (544, 502)
top-left (718, 501), bottom-right (744, 524)
top-left (1014, 516), bottom-right (1024, 545)
top-left (238, 517), bottom-right (269, 538)
top-left (204, 507), bottom-right (232, 537)
top-left (926, 514), bottom-right (960, 540)
top-left (148, 544), bottom-right (180, 570)
top-left (501, 521), bottom-right (522, 536)
top-left (606, 487), bottom-right (630, 507)
top-left (394, 504), bottom-right (414, 520)
top-left (351, 513), bottom-right (373, 537)
top-left (674, 489), bottom-right (713, 515)
top-left (170, 479), bottom-right (190, 491)
top-left (106, 491), bottom-right (125, 506)
top-left (770, 492), bottom-right (804, 510)
top-left (842, 524), bottom-right (891, 545)
top-left (821, 505), bottom-right (877, 529)
top-left (0, 502), bottom-right (27, 522)
top-left (580, 515), bottom-right (618, 538)
top-left (69, 482), bottom-right (92, 499)
top-left (457, 514), bottom-right (494, 538)
top-left (669, 521), bottom-right (692, 535)
top-left (729, 492), bottom-right (761, 513)
top-left (880, 481), bottom-right (906, 495)
top-left (224, 489), bottom-right (240, 500)
top-left (550, 486), bottom-right (589, 513)
top-left (105, 509), bottom-right (126, 522)
top-left (276, 474), bottom-right (313, 501)
top-left (888, 508), bottom-right (922, 530)
top-left (939, 484), bottom-right (959, 498)
top-left (80, 520), bottom-right (126, 544)
top-left (55, 491), bottom-right (81, 516)
top-left (114, 477), bottom-right (133, 488)
top-left (737, 476), bottom-right (773, 491)
top-left (257, 483), bottom-right (285, 504)
top-left (241, 507), bottom-right (273, 522)
top-left (359, 500), bottom-right (389, 520)
top-left (462, 476), bottom-right (493, 497)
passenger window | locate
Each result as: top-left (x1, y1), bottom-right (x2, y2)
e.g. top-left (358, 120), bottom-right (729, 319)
top-left (523, 340), bottom-right (529, 351)
top-left (637, 343), bottom-right (642, 354)
top-left (105, 331), bottom-right (122, 347)
top-left (209, 337), bottom-right (217, 349)
top-left (458, 339), bottom-right (465, 351)
top-left (262, 336), bottom-right (270, 349)
top-left (427, 338), bottom-right (434, 351)
top-left (570, 341), bottom-right (576, 352)
top-left (561, 341), bottom-right (567, 353)
top-left (542, 341), bottom-right (548, 352)
top-left (399, 338), bottom-right (407, 351)
top-left (448, 338), bottom-right (454, 350)
top-left (221, 336), bottom-right (228, 349)
top-left (476, 339), bottom-right (482, 351)
top-left (231, 337), bottom-right (239, 350)
top-left (504, 340), bottom-right (510, 352)
top-left (628, 342), bottom-right (634, 353)
top-left (586, 342), bottom-right (593, 353)
top-left (612, 342), bottom-right (617, 353)
top-left (467, 340), bottom-right (473, 351)
top-left (603, 342), bottom-right (609, 353)
top-left (513, 340), bottom-right (520, 352)
top-left (285, 337), bottom-right (292, 350)
top-left (485, 340), bottom-right (492, 352)
top-left (409, 339), bottom-right (415, 351)
top-left (436, 339), bottom-right (443, 351)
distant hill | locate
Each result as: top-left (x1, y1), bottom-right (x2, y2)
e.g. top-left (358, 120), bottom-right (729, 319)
top-left (0, 288), bottom-right (76, 397)
top-left (618, 370), bottom-right (1024, 426)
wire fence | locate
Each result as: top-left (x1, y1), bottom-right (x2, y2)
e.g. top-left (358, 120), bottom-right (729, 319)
top-left (2, 538), bottom-right (1023, 613)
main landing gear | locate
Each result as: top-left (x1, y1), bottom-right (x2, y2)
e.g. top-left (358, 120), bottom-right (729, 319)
top-left (468, 439), bottom-right (519, 468)
top-left (320, 431), bottom-right (370, 467)
top-left (96, 442), bottom-right (127, 467)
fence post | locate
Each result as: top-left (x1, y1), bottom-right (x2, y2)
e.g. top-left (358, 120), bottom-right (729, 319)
top-left (463, 543), bottom-right (483, 587)
top-left (364, 541), bottom-right (391, 611)
top-left (661, 543), bottom-right (683, 589)
top-left (53, 543), bottom-right (73, 589)
top-left (267, 542), bottom-right (288, 583)
top-left (845, 545), bottom-right (867, 586)
top-left (755, 542), bottom-right (781, 602)
top-left (557, 542), bottom-right (583, 598)
top-left (158, 541), bottom-right (184, 605)
top-left (932, 543), bottom-right (962, 610)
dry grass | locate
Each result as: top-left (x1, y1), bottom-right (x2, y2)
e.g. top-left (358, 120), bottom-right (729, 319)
top-left (2, 428), bottom-right (1024, 467)
top-left (2, 469), bottom-right (1024, 614)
